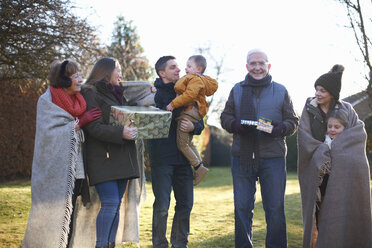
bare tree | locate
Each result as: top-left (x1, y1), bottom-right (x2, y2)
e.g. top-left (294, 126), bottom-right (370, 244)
top-left (195, 42), bottom-right (228, 106)
top-left (337, 0), bottom-right (372, 96)
top-left (193, 43), bottom-right (232, 166)
top-left (0, 0), bottom-right (102, 82)
top-left (195, 42), bottom-right (226, 81)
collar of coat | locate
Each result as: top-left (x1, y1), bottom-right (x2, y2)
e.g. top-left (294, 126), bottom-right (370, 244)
top-left (154, 77), bottom-right (175, 90)
top-left (309, 97), bottom-right (318, 107)
top-left (306, 97), bottom-right (341, 119)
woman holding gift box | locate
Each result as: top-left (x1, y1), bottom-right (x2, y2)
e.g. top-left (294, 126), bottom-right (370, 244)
top-left (81, 57), bottom-right (140, 248)
top-left (23, 60), bottom-right (102, 248)
top-left (297, 64), bottom-right (372, 247)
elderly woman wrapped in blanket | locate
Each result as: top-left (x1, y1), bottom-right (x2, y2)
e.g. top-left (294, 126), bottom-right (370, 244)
top-left (22, 60), bottom-right (101, 248)
top-left (23, 58), bottom-right (155, 248)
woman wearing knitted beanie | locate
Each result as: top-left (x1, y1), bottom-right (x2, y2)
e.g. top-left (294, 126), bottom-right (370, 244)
top-left (22, 60), bottom-right (102, 248)
top-left (297, 65), bottom-right (372, 247)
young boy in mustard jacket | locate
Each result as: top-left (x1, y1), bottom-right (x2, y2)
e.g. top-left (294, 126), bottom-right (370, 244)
top-left (166, 55), bottom-right (218, 185)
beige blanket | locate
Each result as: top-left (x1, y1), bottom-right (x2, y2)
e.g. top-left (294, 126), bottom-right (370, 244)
top-left (298, 101), bottom-right (372, 248)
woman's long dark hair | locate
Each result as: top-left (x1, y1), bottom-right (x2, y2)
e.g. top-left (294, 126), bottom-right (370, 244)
top-left (83, 57), bottom-right (118, 90)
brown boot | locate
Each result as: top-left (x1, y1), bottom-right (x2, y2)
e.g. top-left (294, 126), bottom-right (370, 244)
top-left (193, 164), bottom-right (208, 186)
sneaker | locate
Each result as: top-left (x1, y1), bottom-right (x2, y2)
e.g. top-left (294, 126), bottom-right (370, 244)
top-left (193, 164), bottom-right (209, 186)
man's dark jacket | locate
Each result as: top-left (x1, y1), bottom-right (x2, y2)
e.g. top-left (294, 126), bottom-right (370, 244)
top-left (147, 78), bottom-right (204, 166)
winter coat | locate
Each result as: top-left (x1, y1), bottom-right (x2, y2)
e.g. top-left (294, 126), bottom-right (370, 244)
top-left (305, 97), bottom-right (341, 142)
top-left (147, 77), bottom-right (204, 166)
top-left (81, 80), bottom-right (139, 185)
top-left (220, 78), bottom-right (298, 158)
top-left (170, 73), bottom-right (218, 117)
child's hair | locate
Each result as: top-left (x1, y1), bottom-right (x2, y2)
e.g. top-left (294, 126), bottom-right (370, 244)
top-left (327, 108), bottom-right (349, 128)
top-left (155, 55), bottom-right (176, 76)
top-left (188, 55), bottom-right (207, 74)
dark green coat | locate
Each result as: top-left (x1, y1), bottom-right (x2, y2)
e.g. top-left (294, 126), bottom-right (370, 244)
top-left (305, 97), bottom-right (340, 142)
top-left (81, 80), bottom-right (139, 185)
top-left (305, 97), bottom-right (326, 142)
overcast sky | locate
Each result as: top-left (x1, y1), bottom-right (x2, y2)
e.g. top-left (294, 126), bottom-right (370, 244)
top-left (72, 0), bottom-right (371, 126)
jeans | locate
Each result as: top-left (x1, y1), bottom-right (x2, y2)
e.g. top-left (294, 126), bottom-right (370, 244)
top-left (231, 156), bottom-right (287, 248)
top-left (151, 164), bottom-right (194, 248)
top-left (95, 179), bottom-right (128, 247)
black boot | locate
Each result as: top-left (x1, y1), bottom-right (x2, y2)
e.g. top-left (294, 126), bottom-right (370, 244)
top-left (108, 242), bottom-right (115, 248)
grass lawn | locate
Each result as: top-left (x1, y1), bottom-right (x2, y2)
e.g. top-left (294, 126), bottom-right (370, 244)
top-left (1, 168), bottom-right (304, 247)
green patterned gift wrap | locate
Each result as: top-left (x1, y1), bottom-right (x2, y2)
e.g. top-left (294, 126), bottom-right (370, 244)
top-left (110, 106), bottom-right (172, 139)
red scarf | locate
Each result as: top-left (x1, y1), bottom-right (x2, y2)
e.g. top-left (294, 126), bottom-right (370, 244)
top-left (49, 86), bottom-right (86, 118)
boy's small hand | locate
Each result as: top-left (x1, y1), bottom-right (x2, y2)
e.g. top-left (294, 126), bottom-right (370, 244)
top-left (179, 118), bottom-right (194, 132)
top-left (150, 85), bottom-right (157, 93)
top-left (166, 104), bottom-right (173, 111)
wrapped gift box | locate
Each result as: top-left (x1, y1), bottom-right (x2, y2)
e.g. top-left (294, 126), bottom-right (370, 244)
top-left (241, 117), bottom-right (273, 133)
top-left (110, 106), bottom-right (172, 139)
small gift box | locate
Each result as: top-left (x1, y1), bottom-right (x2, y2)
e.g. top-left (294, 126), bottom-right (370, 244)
top-left (110, 106), bottom-right (172, 139)
top-left (241, 117), bottom-right (273, 133)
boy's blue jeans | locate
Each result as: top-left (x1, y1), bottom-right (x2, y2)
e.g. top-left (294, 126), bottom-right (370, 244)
top-left (151, 164), bottom-right (193, 248)
top-left (231, 156), bottom-right (287, 248)
top-left (95, 179), bottom-right (128, 247)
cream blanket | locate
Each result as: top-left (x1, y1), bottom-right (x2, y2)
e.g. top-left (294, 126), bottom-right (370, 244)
top-left (22, 89), bottom-right (84, 248)
top-left (298, 101), bottom-right (372, 248)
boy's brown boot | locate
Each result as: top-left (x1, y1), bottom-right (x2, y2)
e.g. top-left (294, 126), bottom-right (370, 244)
top-left (193, 164), bottom-right (209, 186)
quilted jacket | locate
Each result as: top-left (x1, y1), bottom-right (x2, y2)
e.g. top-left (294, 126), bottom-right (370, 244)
top-left (170, 73), bottom-right (218, 117)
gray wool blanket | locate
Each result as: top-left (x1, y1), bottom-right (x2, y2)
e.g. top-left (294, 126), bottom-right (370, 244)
top-left (22, 89), bottom-right (84, 248)
top-left (69, 81), bottom-right (153, 247)
top-left (298, 100), bottom-right (372, 248)
top-left (122, 81), bottom-right (155, 106)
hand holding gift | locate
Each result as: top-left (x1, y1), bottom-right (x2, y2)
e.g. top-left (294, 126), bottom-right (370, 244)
top-left (271, 120), bottom-right (286, 137)
top-left (122, 121), bottom-right (138, 140)
top-left (232, 119), bottom-right (256, 135)
top-left (166, 103), bottom-right (174, 112)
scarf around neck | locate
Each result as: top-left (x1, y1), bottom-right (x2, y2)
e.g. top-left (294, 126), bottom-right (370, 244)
top-left (240, 73), bottom-right (272, 173)
top-left (246, 73), bottom-right (272, 88)
top-left (107, 83), bottom-right (124, 105)
top-left (49, 86), bottom-right (86, 118)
